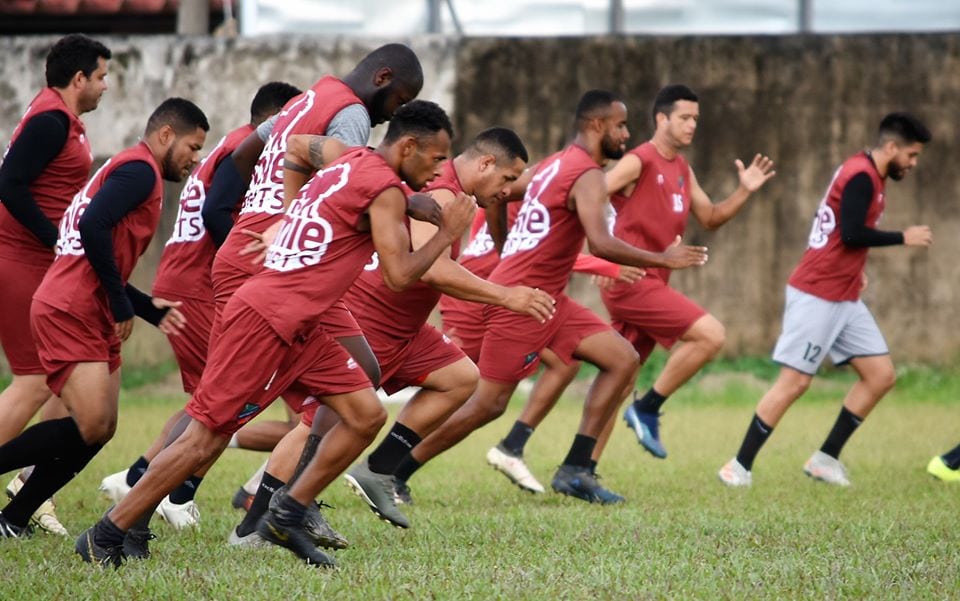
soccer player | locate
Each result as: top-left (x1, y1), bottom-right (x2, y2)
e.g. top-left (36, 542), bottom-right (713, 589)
top-left (927, 442), bottom-right (960, 482)
top-left (0, 34), bottom-right (111, 535)
top-left (606, 84), bottom-right (775, 459)
top-left (76, 100), bottom-right (476, 569)
top-left (391, 90), bottom-right (708, 505)
top-left (0, 98), bottom-right (209, 539)
top-left (718, 112), bottom-right (933, 487)
top-left (97, 82), bottom-right (302, 529)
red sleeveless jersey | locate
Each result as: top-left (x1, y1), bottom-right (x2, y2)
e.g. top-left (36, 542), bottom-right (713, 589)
top-left (0, 88), bottom-right (93, 265)
top-left (153, 124), bottom-right (254, 299)
top-left (34, 142), bottom-right (163, 321)
top-left (344, 160), bottom-right (465, 341)
top-left (788, 152), bottom-right (887, 302)
top-left (217, 77), bottom-right (364, 275)
top-left (235, 148), bottom-right (402, 343)
top-left (610, 141), bottom-right (691, 283)
top-left (489, 145), bottom-right (600, 297)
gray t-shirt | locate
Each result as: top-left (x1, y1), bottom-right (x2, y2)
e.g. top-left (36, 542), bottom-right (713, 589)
top-left (255, 103), bottom-right (370, 147)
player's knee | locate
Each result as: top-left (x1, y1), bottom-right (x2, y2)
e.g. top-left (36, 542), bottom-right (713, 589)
top-left (692, 315), bottom-right (725, 356)
top-left (348, 402), bottom-right (387, 439)
top-left (452, 361), bottom-right (480, 398)
top-left (868, 365), bottom-right (896, 395)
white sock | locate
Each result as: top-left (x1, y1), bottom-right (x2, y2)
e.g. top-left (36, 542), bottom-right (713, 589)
top-left (243, 460), bottom-right (268, 495)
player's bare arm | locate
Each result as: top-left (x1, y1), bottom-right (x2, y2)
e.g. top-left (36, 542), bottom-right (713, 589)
top-left (370, 186), bottom-right (475, 291)
top-left (229, 129), bottom-right (267, 186)
top-left (282, 134), bottom-right (349, 205)
top-left (604, 152), bottom-right (643, 196)
top-left (689, 154), bottom-right (776, 230)
top-left (573, 169), bottom-right (708, 269)
top-left (413, 189), bottom-right (555, 323)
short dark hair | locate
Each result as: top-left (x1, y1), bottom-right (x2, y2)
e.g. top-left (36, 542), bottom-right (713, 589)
top-left (45, 34), bottom-right (111, 88)
top-left (354, 43), bottom-right (424, 92)
top-left (467, 127), bottom-right (529, 163)
top-left (575, 90), bottom-right (622, 130)
top-left (145, 98), bottom-right (210, 136)
top-left (879, 112), bottom-right (932, 145)
top-left (250, 82), bottom-right (302, 122)
top-left (652, 84), bottom-right (698, 123)
top-left (382, 100), bottom-right (453, 144)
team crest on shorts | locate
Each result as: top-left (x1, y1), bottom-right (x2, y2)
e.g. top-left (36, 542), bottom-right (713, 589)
top-left (237, 403), bottom-right (260, 423)
top-left (523, 352), bottom-right (539, 367)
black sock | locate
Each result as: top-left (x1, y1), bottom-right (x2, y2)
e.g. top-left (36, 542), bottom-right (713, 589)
top-left (169, 475), bottom-right (204, 505)
top-left (0, 417), bottom-right (86, 474)
top-left (93, 516), bottom-right (126, 548)
top-left (3, 442), bottom-right (103, 528)
top-left (290, 434), bottom-right (321, 485)
top-left (125, 456), bottom-right (150, 487)
top-left (562, 434), bottom-right (596, 468)
top-left (588, 459), bottom-right (598, 473)
top-left (501, 421), bottom-right (534, 456)
top-left (634, 388), bottom-right (668, 414)
top-left (237, 472), bottom-right (285, 537)
top-left (819, 407), bottom-right (863, 459)
top-left (942, 443), bottom-right (960, 470)
top-left (394, 453), bottom-right (422, 483)
top-left (368, 422), bottom-right (422, 475)
top-left (735, 414), bottom-right (773, 471)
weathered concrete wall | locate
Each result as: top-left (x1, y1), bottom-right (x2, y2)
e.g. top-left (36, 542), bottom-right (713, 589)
top-left (1, 33), bottom-right (958, 370)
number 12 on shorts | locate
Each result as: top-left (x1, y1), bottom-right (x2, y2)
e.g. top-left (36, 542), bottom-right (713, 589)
top-left (803, 342), bottom-right (822, 363)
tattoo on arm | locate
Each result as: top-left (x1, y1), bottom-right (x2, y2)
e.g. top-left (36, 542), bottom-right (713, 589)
top-left (308, 137), bottom-right (328, 170)
top-left (283, 159), bottom-right (312, 175)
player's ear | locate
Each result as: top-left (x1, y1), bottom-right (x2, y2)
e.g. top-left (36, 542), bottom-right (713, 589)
top-left (399, 135), bottom-right (419, 159)
top-left (479, 154), bottom-right (496, 172)
top-left (373, 67), bottom-right (394, 88)
top-left (157, 124), bottom-right (175, 147)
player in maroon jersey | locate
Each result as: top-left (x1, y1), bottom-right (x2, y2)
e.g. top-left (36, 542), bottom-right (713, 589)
top-left (0, 98), bottom-right (209, 540)
top-left (390, 90), bottom-right (707, 505)
top-left (96, 82), bottom-right (302, 529)
top-left (604, 85), bottom-right (775, 459)
top-left (77, 101), bottom-right (476, 568)
top-left (0, 34), bottom-right (111, 535)
top-left (719, 112), bottom-right (932, 487)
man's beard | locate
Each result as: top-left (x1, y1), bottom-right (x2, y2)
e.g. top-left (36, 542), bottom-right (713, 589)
top-left (162, 145), bottom-right (183, 183)
top-left (601, 134), bottom-right (625, 160)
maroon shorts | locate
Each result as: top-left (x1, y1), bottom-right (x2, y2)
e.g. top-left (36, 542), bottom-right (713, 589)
top-left (30, 300), bottom-right (121, 396)
top-left (478, 295), bottom-right (609, 384)
top-left (153, 287), bottom-right (213, 394)
top-left (601, 277), bottom-right (706, 363)
top-left (0, 256), bottom-right (48, 374)
top-left (373, 324), bottom-right (467, 395)
top-left (439, 295), bottom-right (485, 363)
top-left (185, 299), bottom-right (371, 436)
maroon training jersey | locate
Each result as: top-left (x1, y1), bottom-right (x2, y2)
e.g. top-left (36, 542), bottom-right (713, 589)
top-left (488, 145), bottom-right (600, 297)
top-left (609, 141), bottom-right (692, 283)
top-left (217, 77), bottom-right (364, 276)
top-left (344, 160), bottom-right (465, 341)
top-left (153, 124), bottom-right (254, 299)
top-left (34, 142), bottom-right (163, 321)
top-left (788, 152), bottom-right (887, 302)
top-left (0, 87), bottom-right (93, 265)
top-left (234, 148), bottom-right (402, 344)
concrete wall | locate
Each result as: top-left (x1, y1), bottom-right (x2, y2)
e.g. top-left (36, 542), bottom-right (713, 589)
top-left (1, 33), bottom-right (957, 370)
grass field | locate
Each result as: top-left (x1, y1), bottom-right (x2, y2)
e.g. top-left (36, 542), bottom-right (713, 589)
top-left (1, 358), bottom-right (959, 599)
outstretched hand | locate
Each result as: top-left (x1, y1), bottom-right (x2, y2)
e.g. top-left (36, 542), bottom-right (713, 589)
top-left (736, 154), bottom-right (776, 193)
top-left (153, 298), bottom-right (186, 336)
top-left (239, 221), bottom-right (282, 265)
top-left (661, 235), bottom-right (708, 269)
top-left (439, 192), bottom-right (477, 241)
top-left (502, 286), bottom-right (556, 323)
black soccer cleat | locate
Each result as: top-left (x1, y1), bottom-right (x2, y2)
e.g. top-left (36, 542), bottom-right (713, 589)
top-left (257, 492), bottom-right (336, 568)
top-left (0, 512), bottom-right (32, 539)
top-left (75, 526), bottom-right (125, 569)
top-left (304, 500), bottom-right (349, 550)
top-left (551, 464), bottom-right (625, 505)
top-left (123, 525), bottom-right (157, 559)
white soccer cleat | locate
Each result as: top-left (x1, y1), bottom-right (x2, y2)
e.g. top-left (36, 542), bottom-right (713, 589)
top-left (717, 458), bottom-right (752, 487)
top-left (486, 445), bottom-right (545, 493)
top-left (6, 474), bottom-right (69, 536)
top-left (158, 496), bottom-right (200, 529)
top-left (803, 450), bottom-right (851, 486)
top-left (98, 469), bottom-right (131, 504)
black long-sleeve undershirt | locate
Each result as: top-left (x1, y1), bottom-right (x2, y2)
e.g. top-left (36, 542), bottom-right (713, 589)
top-left (0, 110), bottom-right (69, 248)
top-left (839, 172), bottom-right (904, 247)
top-left (201, 154), bottom-right (245, 247)
top-left (78, 161), bottom-right (165, 325)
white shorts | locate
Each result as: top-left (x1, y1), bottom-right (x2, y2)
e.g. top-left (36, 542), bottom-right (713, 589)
top-left (772, 285), bottom-right (888, 375)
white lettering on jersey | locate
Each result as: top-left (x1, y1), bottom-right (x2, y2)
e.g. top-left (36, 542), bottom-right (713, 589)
top-left (806, 166), bottom-right (842, 250)
top-left (671, 193), bottom-right (684, 213)
top-left (166, 136), bottom-right (229, 246)
top-left (363, 251), bottom-right (379, 271)
top-left (461, 222), bottom-right (494, 258)
top-left (264, 162), bottom-right (350, 272)
top-left (241, 91), bottom-right (316, 216)
top-left (56, 159), bottom-right (114, 257)
top-left (501, 158), bottom-right (559, 257)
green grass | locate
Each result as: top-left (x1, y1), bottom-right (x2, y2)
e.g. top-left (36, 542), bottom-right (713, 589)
top-left (1, 368), bottom-right (959, 599)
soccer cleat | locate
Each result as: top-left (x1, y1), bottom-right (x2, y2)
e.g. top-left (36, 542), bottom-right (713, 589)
top-left (75, 526), bottom-right (125, 568)
top-left (394, 480), bottom-right (413, 505)
top-left (486, 445), bottom-right (545, 493)
top-left (6, 474), bottom-right (68, 536)
top-left (227, 526), bottom-right (270, 548)
top-left (551, 464), bottom-right (624, 505)
top-left (623, 405), bottom-right (667, 459)
top-left (803, 450), bottom-right (851, 486)
top-left (122, 525), bottom-right (156, 559)
top-left (926, 456), bottom-right (960, 482)
top-left (257, 499), bottom-right (336, 568)
top-left (231, 486), bottom-right (255, 512)
top-left (0, 511), bottom-right (32, 538)
top-left (718, 458), bottom-right (753, 487)
top-left (304, 500), bottom-right (349, 550)
top-left (589, 470), bottom-right (626, 504)
top-left (344, 459), bottom-right (410, 529)
top-left (157, 496), bottom-right (200, 529)
top-left (98, 470), bottom-right (132, 504)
